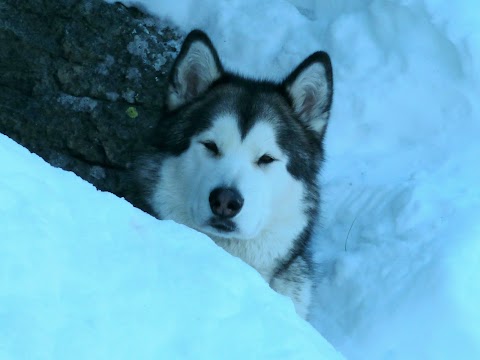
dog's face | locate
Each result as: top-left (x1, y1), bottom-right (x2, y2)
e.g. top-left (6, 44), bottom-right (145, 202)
top-left (148, 30), bottom-right (333, 241)
top-left (156, 111), bottom-right (308, 240)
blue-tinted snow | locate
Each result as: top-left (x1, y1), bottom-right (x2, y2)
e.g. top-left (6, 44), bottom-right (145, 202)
top-left (0, 134), bottom-right (342, 359)
top-left (107, 0), bottom-right (480, 358)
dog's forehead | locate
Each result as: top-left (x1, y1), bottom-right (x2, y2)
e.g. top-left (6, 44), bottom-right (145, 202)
top-left (205, 112), bottom-right (282, 150)
top-left (208, 84), bottom-right (290, 128)
top-left (236, 88), bottom-right (288, 139)
top-left (243, 121), bottom-right (278, 147)
top-left (187, 82), bottom-right (317, 165)
top-left (206, 113), bottom-right (239, 139)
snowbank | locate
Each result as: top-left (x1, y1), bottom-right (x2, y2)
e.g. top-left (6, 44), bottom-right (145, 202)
top-left (107, 0), bottom-right (480, 358)
top-left (0, 134), bottom-right (342, 359)
top-left (4, 0), bottom-right (479, 358)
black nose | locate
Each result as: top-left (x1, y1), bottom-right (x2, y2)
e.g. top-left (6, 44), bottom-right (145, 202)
top-left (209, 187), bottom-right (244, 218)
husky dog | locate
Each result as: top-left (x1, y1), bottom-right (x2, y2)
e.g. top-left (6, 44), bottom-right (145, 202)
top-left (134, 30), bottom-right (333, 319)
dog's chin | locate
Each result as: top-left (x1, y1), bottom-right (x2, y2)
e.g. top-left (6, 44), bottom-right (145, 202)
top-left (192, 218), bottom-right (239, 240)
top-left (194, 218), bottom-right (259, 241)
top-left (201, 218), bottom-right (236, 238)
top-left (203, 228), bottom-right (238, 240)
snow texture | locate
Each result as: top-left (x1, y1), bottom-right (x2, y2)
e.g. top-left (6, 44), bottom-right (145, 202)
top-left (2, 0), bottom-right (480, 358)
top-left (0, 134), bottom-right (342, 359)
top-left (109, 0), bottom-right (480, 358)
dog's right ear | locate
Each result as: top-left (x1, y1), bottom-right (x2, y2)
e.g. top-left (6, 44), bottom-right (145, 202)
top-left (166, 30), bottom-right (224, 111)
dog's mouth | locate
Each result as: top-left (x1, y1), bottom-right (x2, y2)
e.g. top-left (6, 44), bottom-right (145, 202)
top-left (207, 218), bottom-right (237, 233)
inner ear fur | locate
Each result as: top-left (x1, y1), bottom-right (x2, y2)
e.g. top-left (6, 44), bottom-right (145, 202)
top-left (283, 51), bottom-right (333, 134)
top-left (167, 30), bottom-right (224, 111)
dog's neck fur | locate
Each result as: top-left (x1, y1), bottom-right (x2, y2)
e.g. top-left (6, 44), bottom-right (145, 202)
top-left (211, 215), bottom-right (307, 281)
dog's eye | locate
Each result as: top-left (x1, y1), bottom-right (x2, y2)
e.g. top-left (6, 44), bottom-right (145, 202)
top-left (201, 141), bottom-right (220, 155)
top-left (257, 154), bottom-right (276, 166)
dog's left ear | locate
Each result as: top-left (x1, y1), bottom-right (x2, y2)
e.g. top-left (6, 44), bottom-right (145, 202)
top-left (283, 52), bottom-right (333, 135)
top-left (167, 30), bottom-right (224, 111)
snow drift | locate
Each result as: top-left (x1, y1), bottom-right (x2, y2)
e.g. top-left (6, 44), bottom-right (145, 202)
top-left (2, 0), bottom-right (479, 358)
top-left (109, 0), bottom-right (480, 358)
top-left (0, 134), bottom-right (342, 359)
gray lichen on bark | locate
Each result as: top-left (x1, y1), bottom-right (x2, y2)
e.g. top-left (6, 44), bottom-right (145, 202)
top-left (0, 0), bottom-right (182, 198)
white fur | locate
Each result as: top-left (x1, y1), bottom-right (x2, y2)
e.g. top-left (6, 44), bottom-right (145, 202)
top-left (150, 115), bottom-right (308, 281)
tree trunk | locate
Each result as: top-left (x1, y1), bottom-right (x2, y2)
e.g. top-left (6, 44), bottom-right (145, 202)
top-left (0, 0), bottom-right (181, 199)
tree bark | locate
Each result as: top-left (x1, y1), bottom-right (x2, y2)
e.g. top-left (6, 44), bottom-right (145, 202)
top-left (0, 0), bottom-right (180, 198)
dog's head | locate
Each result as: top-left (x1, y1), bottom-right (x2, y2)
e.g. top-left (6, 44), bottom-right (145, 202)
top-left (147, 30), bottom-right (333, 241)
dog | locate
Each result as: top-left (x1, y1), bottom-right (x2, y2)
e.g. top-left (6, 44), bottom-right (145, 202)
top-left (132, 30), bottom-right (333, 319)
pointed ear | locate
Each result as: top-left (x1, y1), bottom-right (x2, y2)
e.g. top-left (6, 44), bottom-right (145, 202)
top-left (283, 51), bottom-right (333, 134)
top-left (167, 30), bottom-right (224, 111)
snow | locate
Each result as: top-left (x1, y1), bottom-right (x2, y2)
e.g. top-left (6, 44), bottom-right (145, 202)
top-left (106, 0), bottom-right (480, 358)
top-left (0, 134), bottom-right (341, 359)
top-left (2, 0), bottom-right (479, 358)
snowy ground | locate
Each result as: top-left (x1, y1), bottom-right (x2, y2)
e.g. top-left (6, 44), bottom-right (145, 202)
top-left (0, 134), bottom-right (342, 359)
top-left (2, 0), bottom-right (479, 358)
top-left (111, 0), bottom-right (480, 358)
